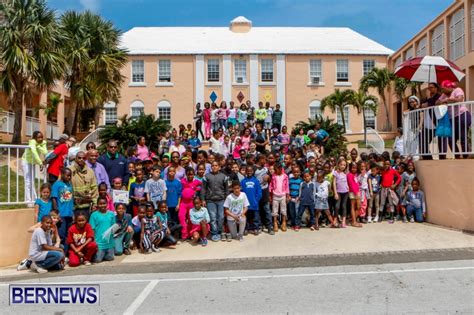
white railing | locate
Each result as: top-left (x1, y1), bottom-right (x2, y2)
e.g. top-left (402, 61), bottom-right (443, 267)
top-left (403, 101), bottom-right (473, 158)
top-left (0, 111), bottom-right (59, 140)
top-left (0, 144), bottom-right (44, 206)
top-left (365, 127), bottom-right (385, 154)
top-left (79, 127), bottom-right (104, 151)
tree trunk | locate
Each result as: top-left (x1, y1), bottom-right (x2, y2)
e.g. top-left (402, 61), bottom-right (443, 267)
top-left (362, 109), bottom-right (367, 145)
top-left (380, 94), bottom-right (392, 131)
top-left (94, 107), bottom-right (101, 129)
top-left (11, 92), bottom-right (24, 144)
top-left (340, 106), bottom-right (346, 134)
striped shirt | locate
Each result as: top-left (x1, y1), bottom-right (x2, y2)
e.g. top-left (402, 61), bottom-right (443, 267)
top-left (289, 176), bottom-right (303, 198)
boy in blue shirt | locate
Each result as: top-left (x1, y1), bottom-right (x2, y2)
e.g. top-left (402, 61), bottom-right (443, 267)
top-left (241, 165), bottom-right (262, 235)
top-left (165, 166), bottom-right (182, 225)
top-left (51, 168), bottom-right (74, 250)
top-left (288, 166), bottom-right (303, 229)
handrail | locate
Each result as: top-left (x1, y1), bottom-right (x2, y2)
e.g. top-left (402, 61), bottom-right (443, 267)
top-left (365, 127), bottom-right (385, 154)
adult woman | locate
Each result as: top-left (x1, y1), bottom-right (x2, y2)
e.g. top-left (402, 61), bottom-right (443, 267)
top-left (254, 123), bottom-right (268, 154)
top-left (164, 151), bottom-right (186, 181)
top-left (405, 95), bottom-right (422, 158)
top-left (436, 80), bottom-right (471, 159)
top-left (419, 83), bottom-right (442, 160)
top-left (22, 131), bottom-right (47, 204)
top-left (136, 136), bottom-right (150, 161)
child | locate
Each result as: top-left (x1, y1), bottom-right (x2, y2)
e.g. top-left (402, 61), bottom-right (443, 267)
top-left (67, 211), bottom-right (98, 267)
top-left (347, 162), bottom-right (362, 228)
top-left (89, 197), bottom-right (116, 262)
top-left (156, 201), bottom-right (179, 247)
top-left (51, 168), bottom-right (74, 248)
top-left (314, 170), bottom-right (337, 229)
top-left (400, 161), bottom-right (417, 223)
top-left (227, 102), bottom-right (237, 128)
top-left (145, 166), bottom-right (167, 209)
top-left (357, 162), bottom-right (370, 224)
top-left (333, 159), bottom-right (349, 228)
top-left (393, 128), bottom-right (404, 156)
top-left (379, 160), bottom-right (401, 223)
top-left (141, 203), bottom-right (165, 253)
top-left (195, 163), bottom-right (206, 182)
top-left (189, 197), bottom-right (210, 246)
top-left (405, 178), bottom-right (426, 223)
top-left (98, 182), bottom-right (114, 212)
top-left (165, 166), bottom-right (182, 224)
top-left (295, 172), bottom-right (315, 231)
top-left (179, 167), bottom-right (202, 240)
top-left (295, 128), bottom-right (306, 149)
top-left (129, 169), bottom-right (146, 216)
top-left (113, 203), bottom-right (133, 256)
top-left (187, 130), bottom-right (202, 152)
top-left (237, 104), bottom-right (248, 131)
top-left (367, 163), bottom-right (381, 223)
top-left (241, 165), bottom-right (262, 235)
top-left (35, 183), bottom-right (52, 223)
top-left (272, 104), bottom-right (283, 132)
top-left (28, 215), bottom-right (65, 273)
top-left (224, 181), bottom-right (249, 241)
top-left (210, 131), bottom-right (222, 154)
top-left (269, 162), bottom-right (290, 232)
top-left (288, 166), bottom-right (303, 229)
top-left (131, 205), bottom-right (146, 252)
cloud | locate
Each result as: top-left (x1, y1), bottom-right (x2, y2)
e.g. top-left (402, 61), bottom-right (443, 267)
top-left (79, 0), bottom-right (100, 12)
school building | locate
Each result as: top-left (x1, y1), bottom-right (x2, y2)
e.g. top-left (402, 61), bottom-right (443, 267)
top-left (111, 16), bottom-right (393, 139)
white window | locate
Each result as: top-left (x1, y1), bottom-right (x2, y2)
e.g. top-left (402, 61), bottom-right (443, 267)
top-left (104, 102), bottom-right (117, 125)
top-left (158, 60), bottom-right (171, 82)
top-left (207, 59), bottom-right (220, 82)
top-left (405, 47), bottom-right (414, 60)
top-left (157, 100), bottom-right (171, 123)
top-left (309, 100), bottom-right (322, 119)
top-left (131, 60), bottom-right (144, 83)
top-left (416, 36), bottom-right (427, 56)
top-left (234, 59), bottom-right (247, 83)
top-left (336, 106), bottom-right (350, 131)
top-left (130, 100), bottom-right (144, 118)
top-left (471, 3), bottom-right (474, 50)
top-left (363, 60), bottom-right (375, 76)
top-left (364, 107), bottom-right (376, 129)
top-left (309, 59), bottom-right (322, 84)
top-left (450, 8), bottom-right (465, 60)
top-left (432, 23), bottom-right (445, 57)
top-left (394, 56), bottom-right (402, 68)
top-left (336, 60), bottom-right (349, 82)
top-left (261, 59), bottom-right (274, 82)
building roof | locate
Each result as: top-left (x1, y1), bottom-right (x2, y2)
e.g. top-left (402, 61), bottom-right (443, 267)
top-left (231, 16), bottom-right (252, 24)
top-left (121, 26), bottom-right (394, 56)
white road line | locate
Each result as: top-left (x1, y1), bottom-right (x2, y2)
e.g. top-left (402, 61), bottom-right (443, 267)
top-left (1, 266), bottom-right (473, 286)
top-left (123, 280), bottom-right (159, 315)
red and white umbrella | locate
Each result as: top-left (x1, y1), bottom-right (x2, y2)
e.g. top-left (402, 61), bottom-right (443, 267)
top-left (394, 56), bottom-right (465, 83)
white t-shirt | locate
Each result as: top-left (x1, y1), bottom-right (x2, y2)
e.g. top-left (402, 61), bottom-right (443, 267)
top-left (228, 108), bottom-right (237, 119)
top-left (29, 227), bottom-right (52, 262)
top-left (265, 108), bottom-right (273, 123)
top-left (144, 178), bottom-right (167, 205)
top-left (210, 137), bottom-right (222, 154)
top-left (224, 192), bottom-right (249, 220)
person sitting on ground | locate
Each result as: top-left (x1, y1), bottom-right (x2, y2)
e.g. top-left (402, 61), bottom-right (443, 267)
top-left (67, 211), bottom-right (98, 267)
top-left (405, 178), bottom-right (427, 223)
top-left (189, 196), bottom-right (210, 246)
top-left (141, 203), bottom-right (165, 254)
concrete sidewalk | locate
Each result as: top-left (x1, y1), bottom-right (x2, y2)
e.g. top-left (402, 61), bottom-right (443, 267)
top-left (1, 222), bottom-right (473, 280)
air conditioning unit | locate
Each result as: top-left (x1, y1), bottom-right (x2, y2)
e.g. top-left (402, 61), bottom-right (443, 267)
top-left (236, 77), bottom-right (244, 83)
top-left (312, 77), bottom-right (320, 84)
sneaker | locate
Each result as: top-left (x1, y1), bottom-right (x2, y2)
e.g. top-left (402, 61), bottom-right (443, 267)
top-left (123, 248), bottom-right (132, 255)
top-left (83, 261), bottom-right (91, 266)
top-left (388, 219), bottom-right (394, 224)
top-left (410, 217), bottom-right (415, 223)
top-left (17, 259), bottom-right (30, 271)
top-left (146, 248), bottom-right (153, 254)
top-left (226, 233), bottom-right (232, 242)
top-left (30, 262), bottom-right (47, 274)
top-left (373, 216), bottom-right (379, 223)
top-left (360, 218), bottom-right (367, 224)
top-left (211, 234), bottom-right (220, 242)
top-left (201, 238), bottom-right (208, 246)
top-left (220, 233), bottom-right (227, 242)
top-left (367, 217), bottom-right (372, 223)
top-left (244, 230), bottom-right (249, 236)
top-left (402, 216), bottom-right (408, 223)
top-left (151, 244), bottom-right (160, 253)
top-left (239, 235), bottom-right (244, 242)
top-left (269, 229), bottom-right (275, 235)
top-left (294, 226), bottom-right (301, 232)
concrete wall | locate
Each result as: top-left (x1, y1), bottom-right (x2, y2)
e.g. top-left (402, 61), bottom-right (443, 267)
top-left (0, 208), bottom-right (35, 267)
top-left (415, 160), bottom-right (474, 232)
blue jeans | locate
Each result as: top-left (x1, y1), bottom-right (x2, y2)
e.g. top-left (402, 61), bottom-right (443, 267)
top-left (407, 205), bottom-right (424, 222)
top-left (207, 200), bottom-right (225, 236)
top-left (259, 200), bottom-right (272, 230)
top-left (288, 200), bottom-right (299, 226)
top-left (36, 251), bottom-right (64, 270)
top-left (114, 232), bottom-right (132, 255)
top-left (94, 248), bottom-right (115, 263)
top-left (58, 216), bottom-right (73, 253)
top-left (218, 119), bottom-right (227, 129)
top-left (296, 204), bottom-right (315, 227)
top-left (246, 209), bottom-right (261, 230)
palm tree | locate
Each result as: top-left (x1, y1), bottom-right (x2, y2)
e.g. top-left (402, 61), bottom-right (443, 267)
top-left (360, 67), bottom-right (394, 131)
top-left (347, 89), bottom-right (379, 144)
top-left (40, 93), bottom-right (62, 139)
top-left (59, 11), bottom-right (128, 135)
top-left (0, 0), bottom-right (65, 144)
top-left (321, 89), bottom-right (353, 133)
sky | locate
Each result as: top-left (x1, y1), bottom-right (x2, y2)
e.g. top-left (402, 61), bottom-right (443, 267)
top-left (47, 0), bottom-right (453, 50)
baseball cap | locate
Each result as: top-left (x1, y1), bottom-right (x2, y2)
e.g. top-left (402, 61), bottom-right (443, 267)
top-left (59, 133), bottom-right (69, 141)
top-left (307, 130), bottom-right (315, 136)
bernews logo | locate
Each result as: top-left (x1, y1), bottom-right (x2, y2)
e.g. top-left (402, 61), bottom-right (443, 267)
top-left (9, 284), bottom-right (100, 305)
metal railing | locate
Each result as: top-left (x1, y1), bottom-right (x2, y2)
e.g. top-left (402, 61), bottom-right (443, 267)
top-left (0, 144), bottom-right (44, 206)
top-left (403, 101), bottom-right (473, 158)
top-left (0, 111), bottom-right (59, 140)
top-left (365, 127), bottom-right (385, 154)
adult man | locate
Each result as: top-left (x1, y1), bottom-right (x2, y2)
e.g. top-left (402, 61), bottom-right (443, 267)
top-left (69, 151), bottom-right (98, 214)
top-left (272, 104), bottom-right (283, 132)
top-left (44, 134), bottom-right (70, 185)
top-left (97, 140), bottom-right (129, 187)
top-left (86, 149), bottom-right (110, 190)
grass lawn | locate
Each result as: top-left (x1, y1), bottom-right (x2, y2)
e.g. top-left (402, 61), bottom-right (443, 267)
top-left (0, 165), bottom-right (28, 210)
top-left (354, 139), bottom-right (394, 150)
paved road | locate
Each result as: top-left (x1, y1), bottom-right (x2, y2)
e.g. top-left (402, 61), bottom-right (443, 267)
top-left (1, 260), bottom-right (473, 314)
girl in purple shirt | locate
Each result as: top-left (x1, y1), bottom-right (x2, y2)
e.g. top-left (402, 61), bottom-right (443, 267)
top-left (333, 159), bottom-right (349, 228)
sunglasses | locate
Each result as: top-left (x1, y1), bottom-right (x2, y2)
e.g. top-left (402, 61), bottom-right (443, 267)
top-left (109, 146), bottom-right (117, 148)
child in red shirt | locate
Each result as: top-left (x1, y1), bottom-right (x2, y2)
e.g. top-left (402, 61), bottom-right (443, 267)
top-left (67, 211), bottom-right (98, 267)
top-left (379, 160), bottom-right (401, 223)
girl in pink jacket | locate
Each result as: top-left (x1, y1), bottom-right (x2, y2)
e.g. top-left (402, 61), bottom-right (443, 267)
top-left (269, 163), bottom-right (290, 232)
top-left (346, 162), bottom-right (362, 228)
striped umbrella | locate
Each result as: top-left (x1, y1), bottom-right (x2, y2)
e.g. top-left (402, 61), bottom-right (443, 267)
top-left (394, 56), bottom-right (465, 83)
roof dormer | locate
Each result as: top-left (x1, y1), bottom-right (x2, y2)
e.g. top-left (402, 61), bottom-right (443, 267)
top-left (230, 16), bottom-right (252, 33)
